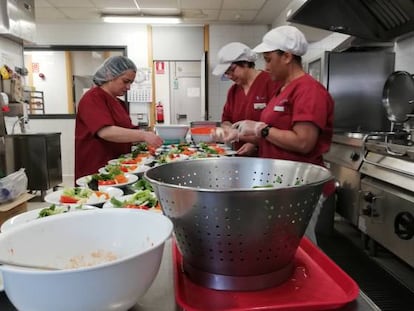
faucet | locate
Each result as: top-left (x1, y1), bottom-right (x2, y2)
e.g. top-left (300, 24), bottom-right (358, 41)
top-left (11, 116), bottom-right (28, 134)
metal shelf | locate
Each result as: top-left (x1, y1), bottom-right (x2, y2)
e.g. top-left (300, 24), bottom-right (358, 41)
top-left (24, 90), bottom-right (45, 114)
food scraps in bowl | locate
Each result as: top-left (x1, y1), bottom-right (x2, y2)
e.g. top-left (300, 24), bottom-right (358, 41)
top-left (65, 249), bottom-right (118, 269)
top-left (0, 209), bottom-right (174, 311)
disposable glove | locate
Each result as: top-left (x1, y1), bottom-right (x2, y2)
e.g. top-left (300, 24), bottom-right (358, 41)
top-left (232, 120), bottom-right (268, 137)
top-left (212, 127), bottom-right (239, 143)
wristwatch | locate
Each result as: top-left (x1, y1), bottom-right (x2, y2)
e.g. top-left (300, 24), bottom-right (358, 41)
top-left (261, 125), bottom-right (271, 138)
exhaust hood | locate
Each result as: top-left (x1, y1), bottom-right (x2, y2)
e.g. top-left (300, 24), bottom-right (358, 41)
top-left (0, 0), bottom-right (36, 43)
top-left (288, 0), bottom-right (414, 42)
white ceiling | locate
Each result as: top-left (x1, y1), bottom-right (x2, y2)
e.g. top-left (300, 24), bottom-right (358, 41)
top-left (34, 0), bottom-right (332, 42)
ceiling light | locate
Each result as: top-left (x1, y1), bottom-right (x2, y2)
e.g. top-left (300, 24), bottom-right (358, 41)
top-left (102, 15), bottom-right (182, 24)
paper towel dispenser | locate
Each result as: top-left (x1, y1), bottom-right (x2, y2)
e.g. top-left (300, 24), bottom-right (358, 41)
top-left (0, 0), bottom-right (36, 43)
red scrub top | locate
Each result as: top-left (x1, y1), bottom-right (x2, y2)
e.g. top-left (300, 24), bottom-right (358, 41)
top-left (75, 87), bottom-right (136, 180)
top-left (259, 74), bottom-right (334, 166)
top-left (221, 71), bottom-right (277, 150)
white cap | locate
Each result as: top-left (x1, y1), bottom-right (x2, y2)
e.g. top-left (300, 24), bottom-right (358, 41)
top-left (212, 42), bottom-right (258, 76)
top-left (253, 25), bottom-right (308, 56)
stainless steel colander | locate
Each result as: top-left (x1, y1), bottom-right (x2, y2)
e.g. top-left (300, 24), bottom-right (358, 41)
top-left (144, 157), bottom-right (332, 291)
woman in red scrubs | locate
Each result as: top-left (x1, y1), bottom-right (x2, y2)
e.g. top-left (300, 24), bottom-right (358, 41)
top-left (220, 27), bottom-right (336, 242)
top-left (212, 42), bottom-right (279, 156)
top-left (75, 56), bottom-right (163, 180)
top-left (225, 26), bottom-right (334, 168)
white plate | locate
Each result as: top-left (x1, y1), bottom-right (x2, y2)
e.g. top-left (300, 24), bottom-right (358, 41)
top-left (1, 205), bottom-right (96, 233)
top-left (98, 165), bottom-right (150, 175)
top-left (108, 155), bottom-right (154, 166)
top-left (0, 272), bottom-right (3, 292)
top-left (157, 153), bottom-right (189, 163)
top-left (44, 187), bottom-right (123, 206)
top-left (102, 194), bottom-right (161, 213)
top-left (76, 173), bottom-right (138, 188)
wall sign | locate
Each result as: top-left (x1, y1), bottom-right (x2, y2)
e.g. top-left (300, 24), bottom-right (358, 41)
top-left (155, 61), bottom-right (165, 74)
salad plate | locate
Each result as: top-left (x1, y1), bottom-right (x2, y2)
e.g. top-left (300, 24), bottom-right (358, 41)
top-left (108, 154), bottom-right (154, 166)
top-left (44, 187), bottom-right (123, 206)
top-left (76, 173), bottom-right (138, 189)
top-left (156, 153), bottom-right (189, 164)
top-left (1, 205), bottom-right (96, 233)
top-left (102, 192), bottom-right (161, 212)
top-left (98, 164), bottom-right (150, 176)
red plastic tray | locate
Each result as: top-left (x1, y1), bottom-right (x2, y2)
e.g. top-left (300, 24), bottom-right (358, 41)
top-left (173, 237), bottom-right (359, 311)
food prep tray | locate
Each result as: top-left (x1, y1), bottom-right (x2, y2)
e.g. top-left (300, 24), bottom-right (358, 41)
top-left (172, 237), bottom-right (359, 311)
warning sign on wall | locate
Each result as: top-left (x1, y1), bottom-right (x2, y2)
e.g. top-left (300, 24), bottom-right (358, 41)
top-left (32, 62), bottom-right (39, 73)
top-left (155, 61), bottom-right (165, 74)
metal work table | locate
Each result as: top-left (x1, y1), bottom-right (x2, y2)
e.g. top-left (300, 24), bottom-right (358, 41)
top-left (0, 239), bottom-right (380, 311)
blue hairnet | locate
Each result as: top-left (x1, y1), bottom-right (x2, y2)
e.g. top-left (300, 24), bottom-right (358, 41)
top-left (93, 56), bottom-right (137, 86)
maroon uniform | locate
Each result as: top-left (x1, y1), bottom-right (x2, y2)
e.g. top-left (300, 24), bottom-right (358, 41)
top-left (259, 74), bottom-right (334, 166)
top-left (221, 71), bottom-right (277, 150)
top-left (75, 87), bottom-right (135, 180)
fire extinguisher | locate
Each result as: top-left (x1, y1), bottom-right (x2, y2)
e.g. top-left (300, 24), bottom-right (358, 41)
top-left (156, 101), bottom-right (164, 123)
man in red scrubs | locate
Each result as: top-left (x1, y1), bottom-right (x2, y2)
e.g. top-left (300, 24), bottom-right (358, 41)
top-left (212, 42), bottom-right (279, 156)
top-left (226, 26), bottom-right (334, 168)
top-left (75, 56), bottom-right (163, 180)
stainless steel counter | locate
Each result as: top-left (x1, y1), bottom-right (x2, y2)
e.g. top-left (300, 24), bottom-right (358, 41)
top-left (0, 239), bottom-right (380, 311)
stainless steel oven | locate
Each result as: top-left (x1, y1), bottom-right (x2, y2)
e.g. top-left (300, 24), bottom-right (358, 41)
top-left (359, 175), bottom-right (414, 268)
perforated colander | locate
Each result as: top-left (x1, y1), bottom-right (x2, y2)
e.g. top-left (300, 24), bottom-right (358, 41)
top-left (144, 157), bottom-right (332, 291)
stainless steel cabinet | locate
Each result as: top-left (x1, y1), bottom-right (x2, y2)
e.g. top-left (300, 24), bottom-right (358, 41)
top-left (5, 133), bottom-right (62, 196)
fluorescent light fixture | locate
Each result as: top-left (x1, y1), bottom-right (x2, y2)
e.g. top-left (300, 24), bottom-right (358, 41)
top-left (102, 15), bottom-right (181, 24)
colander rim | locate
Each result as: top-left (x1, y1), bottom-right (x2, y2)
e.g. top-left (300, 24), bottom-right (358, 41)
top-left (143, 157), bottom-right (333, 193)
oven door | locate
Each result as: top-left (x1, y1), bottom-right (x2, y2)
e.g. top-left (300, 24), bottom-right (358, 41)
top-left (358, 176), bottom-right (414, 268)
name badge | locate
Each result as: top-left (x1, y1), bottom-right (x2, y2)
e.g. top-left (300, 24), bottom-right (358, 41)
top-left (274, 106), bottom-right (285, 112)
top-left (254, 103), bottom-right (266, 110)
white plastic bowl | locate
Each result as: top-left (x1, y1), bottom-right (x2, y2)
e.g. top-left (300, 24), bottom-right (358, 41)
top-left (154, 124), bottom-right (189, 142)
top-left (0, 209), bottom-right (173, 311)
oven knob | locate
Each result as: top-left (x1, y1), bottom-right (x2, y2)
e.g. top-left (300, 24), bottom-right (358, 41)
top-left (350, 151), bottom-right (360, 161)
top-left (394, 212), bottom-right (414, 240)
top-left (363, 192), bottom-right (375, 203)
top-left (361, 205), bottom-right (372, 216)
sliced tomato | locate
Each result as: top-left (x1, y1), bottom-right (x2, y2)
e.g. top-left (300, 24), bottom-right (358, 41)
top-left (98, 180), bottom-right (116, 186)
top-left (95, 191), bottom-right (110, 200)
top-left (121, 159), bottom-right (137, 164)
top-left (147, 146), bottom-right (156, 155)
top-left (125, 204), bottom-right (149, 210)
top-left (60, 195), bottom-right (78, 204)
top-left (114, 174), bottom-right (128, 184)
top-left (121, 165), bottom-right (137, 172)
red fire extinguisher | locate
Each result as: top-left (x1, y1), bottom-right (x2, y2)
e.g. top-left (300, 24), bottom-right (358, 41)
top-left (156, 101), bottom-right (164, 123)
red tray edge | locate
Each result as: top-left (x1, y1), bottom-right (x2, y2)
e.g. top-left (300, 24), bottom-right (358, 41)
top-left (172, 237), bottom-right (360, 311)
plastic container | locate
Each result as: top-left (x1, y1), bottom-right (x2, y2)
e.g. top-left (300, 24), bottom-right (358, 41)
top-left (154, 124), bottom-right (189, 144)
top-left (190, 121), bottom-right (220, 128)
top-left (190, 127), bottom-right (215, 144)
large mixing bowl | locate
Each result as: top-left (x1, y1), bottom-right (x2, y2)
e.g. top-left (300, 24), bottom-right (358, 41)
top-left (144, 157), bottom-right (332, 290)
top-left (0, 209), bottom-right (173, 311)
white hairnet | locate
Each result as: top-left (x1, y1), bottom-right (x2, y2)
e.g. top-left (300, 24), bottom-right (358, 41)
top-left (93, 56), bottom-right (137, 86)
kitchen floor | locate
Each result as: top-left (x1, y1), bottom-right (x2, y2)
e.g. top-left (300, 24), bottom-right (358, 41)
top-left (317, 218), bottom-right (414, 311)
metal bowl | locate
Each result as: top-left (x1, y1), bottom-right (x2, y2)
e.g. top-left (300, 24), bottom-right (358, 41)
top-left (144, 157), bottom-right (332, 291)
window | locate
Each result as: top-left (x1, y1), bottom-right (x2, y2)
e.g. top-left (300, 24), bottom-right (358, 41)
top-left (23, 45), bottom-right (127, 116)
